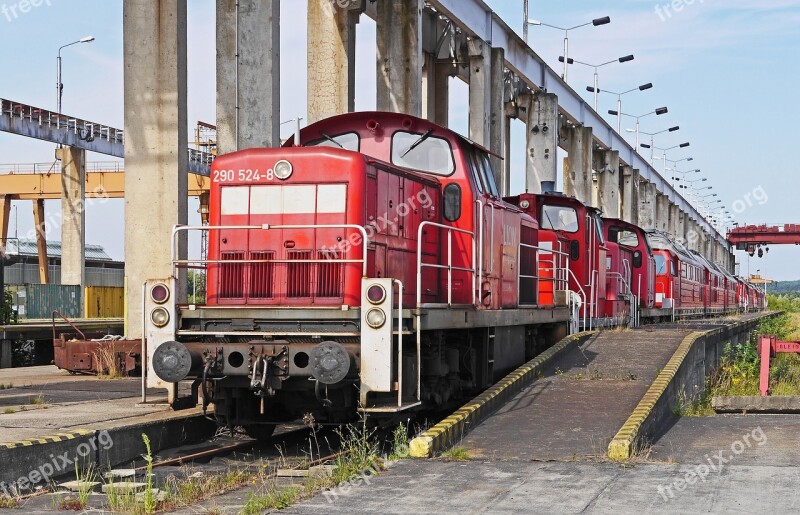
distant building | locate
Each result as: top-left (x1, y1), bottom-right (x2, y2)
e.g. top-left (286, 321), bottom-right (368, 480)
top-left (2, 239), bottom-right (124, 287)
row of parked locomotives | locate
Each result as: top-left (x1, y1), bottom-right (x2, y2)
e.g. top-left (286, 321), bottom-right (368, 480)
top-left (144, 111), bottom-right (765, 437)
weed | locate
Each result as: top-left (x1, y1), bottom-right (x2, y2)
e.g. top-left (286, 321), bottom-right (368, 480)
top-left (94, 342), bottom-right (123, 379)
top-left (0, 383), bottom-right (12, 390)
top-left (388, 422), bottom-right (410, 461)
top-left (0, 495), bottom-right (19, 509)
top-left (30, 395), bottom-right (45, 405)
top-left (242, 486), bottom-right (301, 514)
top-left (440, 446), bottom-right (470, 461)
top-left (141, 433), bottom-right (157, 514)
top-left (3, 407), bottom-right (14, 414)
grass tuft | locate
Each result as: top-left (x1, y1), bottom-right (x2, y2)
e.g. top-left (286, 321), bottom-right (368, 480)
top-left (440, 446), bottom-right (470, 461)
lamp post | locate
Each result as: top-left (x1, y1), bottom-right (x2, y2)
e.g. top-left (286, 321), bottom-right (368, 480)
top-left (558, 54), bottom-right (634, 110)
top-left (628, 125), bottom-right (679, 162)
top-left (591, 83), bottom-right (653, 131)
top-left (526, 16), bottom-right (611, 81)
top-left (57, 36), bottom-right (95, 118)
top-left (610, 107), bottom-right (668, 149)
top-left (641, 143), bottom-right (690, 182)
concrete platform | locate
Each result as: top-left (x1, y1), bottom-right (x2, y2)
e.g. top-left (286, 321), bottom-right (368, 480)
top-left (460, 326), bottom-right (696, 461)
top-left (0, 366), bottom-right (215, 489)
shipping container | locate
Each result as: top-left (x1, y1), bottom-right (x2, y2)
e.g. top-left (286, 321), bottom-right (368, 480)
top-left (25, 284), bottom-right (82, 319)
top-left (84, 286), bottom-right (124, 318)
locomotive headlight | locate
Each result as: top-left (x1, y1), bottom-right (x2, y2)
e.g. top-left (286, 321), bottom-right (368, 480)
top-left (366, 284), bottom-right (386, 304)
top-left (365, 308), bottom-right (386, 329)
top-left (274, 160), bottom-right (293, 180)
top-left (150, 307), bottom-right (170, 328)
top-left (150, 283), bottom-right (170, 304)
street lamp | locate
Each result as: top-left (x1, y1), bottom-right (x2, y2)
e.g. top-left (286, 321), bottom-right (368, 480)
top-left (57, 36), bottom-right (95, 118)
top-left (592, 83), bottom-right (653, 132)
top-left (558, 54), bottom-right (636, 111)
top-left (628, 125), bottom-right (679, 161)
top-left (610, 106), bottom-right (668, 149)
top-left (642, 142), bottom-right (690, 180)
top-left (526, 15), bottom-right (611, 81)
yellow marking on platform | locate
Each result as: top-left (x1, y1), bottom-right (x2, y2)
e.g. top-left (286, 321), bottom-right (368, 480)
top-left (410, 331), bottom-right (595, 458)
top-left (608, 315), bottom-right (774, 460)
top-left (1, 429), bottom-right (94, 449)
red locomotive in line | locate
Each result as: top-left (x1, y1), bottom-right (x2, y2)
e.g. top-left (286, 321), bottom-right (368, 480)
top-left (143, 112), bottom-right (764, 436)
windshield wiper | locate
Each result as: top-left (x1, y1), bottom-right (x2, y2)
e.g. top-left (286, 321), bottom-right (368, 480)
top-left (400, 128), bottom-right (434, 158)
top-left (320, 132), bottom-right (344, 149)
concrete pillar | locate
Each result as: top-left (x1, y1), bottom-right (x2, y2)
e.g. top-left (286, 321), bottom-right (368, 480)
top-left (686, 219), bottom-right (698, 251)
top-left (376, 0), bottom-right (422, 116)
top-left (467, 38), bottom-right (490, 148)
top-left (32, 199), bottom-right (48, 284)
top-left (596, 150), bottom-right (620, 218)
top-left (489, 47), bottom-right (505, 188)
top-left (564, 126), bottom-right (593, 205)
top-left (655, 194), bottom-right (670, 233)
top-left (423, 51), bottom-right (452, 126)
top-left (669, 204), bottom-right (681, 240)
top-left (0, 340), bottom-right (10, 368)
top-left (621, 166), bottom-right (638, 225)
top-left (501, 114), bottom-right (512, 196)
top-left (676, 209), bottom-right (686, 246)
top-left (523, 92), bottom-right (559, 193)
top-left (637, 181), bottom-right (656, 230)
top-left (57, 146), bottom-right (85, 286)
top-left (124, 0), bottom-right (188, 337)
top-left (307, 0), bottom-right (357, 124)
top-left (217, 0), bottom-right (280, 153)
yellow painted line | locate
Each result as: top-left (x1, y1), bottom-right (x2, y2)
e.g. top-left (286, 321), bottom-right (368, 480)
top-left (410, 331), bottom-right (595, 458)
top-left (1, 429), bottom-right (95, 449)
top-left (608, 315), bottom-right (774, 460)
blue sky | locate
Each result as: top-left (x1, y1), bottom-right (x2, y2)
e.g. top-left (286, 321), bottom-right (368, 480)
top-left (1, 0), bottom-right (798, 280)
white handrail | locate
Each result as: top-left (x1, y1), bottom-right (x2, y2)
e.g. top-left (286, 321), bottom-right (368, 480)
top-left (416, 221), bottom-right (476, 307)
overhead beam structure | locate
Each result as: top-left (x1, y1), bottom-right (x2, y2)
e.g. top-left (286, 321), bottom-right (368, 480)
top-left (0, 98), bottom-right (213, 176)
top-left (424, 0), bottom-right (727, 247)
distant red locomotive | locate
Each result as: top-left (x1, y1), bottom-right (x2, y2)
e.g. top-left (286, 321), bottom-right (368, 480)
top-left (142, 112), bottom-right (764, 435)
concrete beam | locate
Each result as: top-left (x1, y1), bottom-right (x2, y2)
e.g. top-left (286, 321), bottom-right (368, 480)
top-left (376, 0), bottom-right (423, 116)
top-left (637, 181), bottom-right (656, 231)
top-left (596, 150), bottom-right (620, 218)
top-left (655, 193), bottom-right (670, 233)
top-left (522, 92), bottom-right (558, 193)
top-left (217, 0), bottom-right (280, 153)
top-left (621, 166), bottom-right (638, 225)
top-left (32, 199), bottom-right (48, 284)
top-left (563, 126), bottom-right (592, 206)
top-left (123, 0), bottom-right (188, 337)
top-left (57, 147), bottom-right (86, 286)
top-left (307, 0), bottom-right (357, 124)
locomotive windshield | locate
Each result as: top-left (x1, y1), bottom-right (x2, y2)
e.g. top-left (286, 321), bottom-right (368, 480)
top-left (306, 131), bottom-right (360, 151)
top-left (391, 130), bottom-right (455, 175)
top-left (540, 205), bottom-right (579, 233)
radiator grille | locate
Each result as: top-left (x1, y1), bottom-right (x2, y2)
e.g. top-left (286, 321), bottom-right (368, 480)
top-left (287, 250), bottom-right (312, 297)
top-left (219, 251), bottom-right (245, 298)
top-left (316, 250), bottom-right (343, 297)
top-left (249, 251), bottom-right (275, 298)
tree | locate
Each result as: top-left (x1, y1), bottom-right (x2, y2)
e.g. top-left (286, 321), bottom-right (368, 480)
top-left (187, 270), bottom-right (206, 305)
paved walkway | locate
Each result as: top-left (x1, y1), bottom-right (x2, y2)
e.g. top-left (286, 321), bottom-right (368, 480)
top-left (460, 326), bottom-right (696, 460)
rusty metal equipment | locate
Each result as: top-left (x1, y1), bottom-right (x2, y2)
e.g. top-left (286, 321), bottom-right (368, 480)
top-left (758, 335), bottom-right (800, 396)
top-left (51, 310), bottom-right (141, 375)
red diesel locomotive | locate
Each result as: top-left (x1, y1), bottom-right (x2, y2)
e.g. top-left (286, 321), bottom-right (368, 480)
top-left (145, 112), bottom-right (570, 436)
top-left (143, 111), bottom-right (764, 435)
